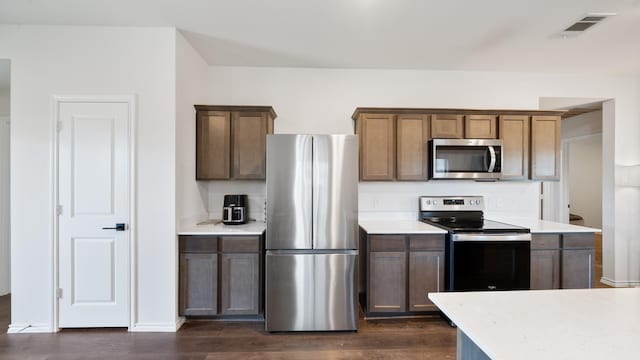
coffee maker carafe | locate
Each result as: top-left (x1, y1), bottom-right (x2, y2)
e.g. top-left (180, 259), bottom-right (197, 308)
top-left (222, 194), bottom-right (248, 225)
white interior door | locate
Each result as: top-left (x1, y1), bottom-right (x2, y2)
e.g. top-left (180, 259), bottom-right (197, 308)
top-left (58, 101), bottom-right (130, 327)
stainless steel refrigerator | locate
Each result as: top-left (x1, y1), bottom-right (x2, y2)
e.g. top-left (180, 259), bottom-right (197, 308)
top-left (265, 134), bottom-right (358, 332)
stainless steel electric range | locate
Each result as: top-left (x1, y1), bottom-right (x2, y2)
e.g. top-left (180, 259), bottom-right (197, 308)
top-left (419, 196), bottom-right (531, 292)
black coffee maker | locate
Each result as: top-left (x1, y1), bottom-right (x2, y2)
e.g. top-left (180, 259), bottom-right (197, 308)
top-left (222, 194), bottom-right (248, 225)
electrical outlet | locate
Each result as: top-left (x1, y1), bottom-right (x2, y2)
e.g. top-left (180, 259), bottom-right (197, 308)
top-left (373, 198), bottom-right (380, 209)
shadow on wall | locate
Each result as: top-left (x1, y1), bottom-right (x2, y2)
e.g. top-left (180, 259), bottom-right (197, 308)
top-left (0, 58), bottom-right (10, 296)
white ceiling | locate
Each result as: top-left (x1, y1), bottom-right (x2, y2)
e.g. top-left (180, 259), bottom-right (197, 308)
top-left (1, 0), bottom-right (640, 74)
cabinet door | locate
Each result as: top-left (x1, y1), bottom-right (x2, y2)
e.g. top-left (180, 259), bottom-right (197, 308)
top-left (562, 249), bottom-right (594, 289)
top-left (409, 251), bottom-right (444, 312)
top-left (431, 114), bottom-right (463, 139)
top-left (531, 115), bottom-right (561, 180)
top-left (397, 114), bottom-right (430, 180)
top-left (465, 115), bottom-right (496, 139)
top-left (359, 114), bottom-right (395, 180)
top-left (232, 111), bottom-right (268, 179)
top-left (369, 252), bottom-right (406, 312)
top-left (499, 115), bottom-right (530, 180)
top-left (530, 249), bottom-right (560, 290)
top-left (220, 253), bottom-right (260, 315)
top-left (180, 253), bottom-right (218, 316)
top-left (196, 111), bottom-right (231, 180)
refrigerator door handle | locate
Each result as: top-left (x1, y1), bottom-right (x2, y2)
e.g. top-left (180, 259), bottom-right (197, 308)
top-left (312, 136), bottom-right (319, 249)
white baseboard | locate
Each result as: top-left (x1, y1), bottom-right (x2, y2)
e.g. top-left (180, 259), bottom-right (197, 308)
top-left (600, 277), bottom-right (640, 287)
top-left (7, 323), bottom-right (54, 334)
top-left (130, 318), bottom-right (184, 332)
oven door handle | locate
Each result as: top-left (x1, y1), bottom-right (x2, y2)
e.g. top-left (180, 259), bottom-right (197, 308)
top-left (487, 146), bottom-right (496, 173)
top-left (451, 233), bottom-right (531, 242)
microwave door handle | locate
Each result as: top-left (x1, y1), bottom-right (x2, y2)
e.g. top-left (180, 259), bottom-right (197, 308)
top-left (488, 146), bottom-right (496, 172)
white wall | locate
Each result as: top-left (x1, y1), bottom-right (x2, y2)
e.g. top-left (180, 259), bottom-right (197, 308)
top-left (0, 115), bottom-right (9, 296)
top-left (568, 135), bottom-right (602, 228)
top-left (174, 32), bottom-right (210, 326)
top-left (0, 94), bottom-right (8, 116)
top-left (206, 66), bottom-right (640, 286)
top-left (562, 110), bottom-right (602, 138)
top-left (562, 111), bottom-right (603, 229)
top-left (175, 32), bottom-right (209, 226)
top-left (0, 25), bottom-right (178, 332)
top-left (0, 59), bottom-right (9, 296)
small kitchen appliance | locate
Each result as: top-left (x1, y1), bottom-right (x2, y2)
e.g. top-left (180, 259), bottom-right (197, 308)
top-left (419, 196), bottom-right (531, 292)
top-left (222, 194), bottom-right (248, 225)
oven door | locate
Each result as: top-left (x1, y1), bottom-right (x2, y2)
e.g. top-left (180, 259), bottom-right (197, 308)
top-left (430, 139), bottom-right (502, 179)
top-left (447, 233), bottom-right (530, 291)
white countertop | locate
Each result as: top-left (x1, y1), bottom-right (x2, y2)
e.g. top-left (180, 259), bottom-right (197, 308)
top-left (491, 217), bottom-right (601, 233)
top-left (359, 218), bottom-right (599, 235)
top-left (429, 288), bottom-right (640, 359)
top-left (179, 220), bottom-right (266, 235)
top-left (359, 220), bottom-right (447, 235)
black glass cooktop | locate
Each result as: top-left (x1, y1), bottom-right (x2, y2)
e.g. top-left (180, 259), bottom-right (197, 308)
top-left (420, 218), bottom-right (529, 234)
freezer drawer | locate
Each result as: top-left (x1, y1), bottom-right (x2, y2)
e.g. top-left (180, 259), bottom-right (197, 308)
top-left (265, 252), bottom-right (358, 332)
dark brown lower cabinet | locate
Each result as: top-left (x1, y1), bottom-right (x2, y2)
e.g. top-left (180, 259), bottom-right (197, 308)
top-left (530, 233), bottom-right (595, 290)
top-left (363, 231), bottom-right (445, 316)
top-left (369, 252), bottom-right (406, 313)
top-left (530, 249), bottom-right (560, 290)
top-left (180, 253), bottom-right (218, 316)
top-left (179, 234), bottom-right (263, 317)
top-left (409, 250), bottom-right (445, 312)
top-left (220, 253), bottom-right (260, 315)
top-left (530, 234), bottom-right (561, 290)
top-left (562, 248), bottom-right (594, 289)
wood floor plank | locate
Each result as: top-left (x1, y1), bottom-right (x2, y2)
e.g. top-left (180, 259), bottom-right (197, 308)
top-left (0, 294), bottom-right (456, 359)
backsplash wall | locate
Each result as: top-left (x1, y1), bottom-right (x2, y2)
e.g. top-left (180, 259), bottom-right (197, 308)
top-left (358, 181), bottom-right (540, 220)
top-left (207, 180), bottom-right (540, 222)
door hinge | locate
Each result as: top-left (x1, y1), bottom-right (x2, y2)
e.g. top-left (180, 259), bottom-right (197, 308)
top-left (56, 288), bottom-right (62, 299)
top-left (56, 121), bottom-right (63, 132)
top-left (56, 205), bottom-right (62, 216)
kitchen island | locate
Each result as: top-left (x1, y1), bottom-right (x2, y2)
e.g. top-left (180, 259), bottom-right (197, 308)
top-left (429, 288), bottom-right (640, 359)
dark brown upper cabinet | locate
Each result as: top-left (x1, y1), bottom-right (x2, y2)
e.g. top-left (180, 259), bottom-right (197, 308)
top-left (431, 114), bottom-right (464, 138)
top-left (530, 115), bottom-right (561, 181)
top-left (352, 108), bottom-right (563, 182)
top-left (195, 105), bottom-right (276, 180)
top-left (465, 114), bottom-right (497, 139)
top-left (355, 112), bottom-right (429, 181)
top-left (499, 115), bottom-right (530, 180)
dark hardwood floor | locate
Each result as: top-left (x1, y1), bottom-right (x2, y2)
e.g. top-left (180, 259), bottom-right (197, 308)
top-left (0, 295), bottom-right (456, 359)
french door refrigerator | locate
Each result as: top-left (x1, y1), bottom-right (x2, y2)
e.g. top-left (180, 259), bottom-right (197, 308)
top-left (265, 134), bottom-right (358, 332)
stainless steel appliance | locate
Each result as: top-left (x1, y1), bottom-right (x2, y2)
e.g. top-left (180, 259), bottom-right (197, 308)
top-left (222, 194), bottom-right (248, 225)
top-left (429, 139), bottom-right (503, 180)
top-left (419, 196), bottom-right (531, 291)
top-left (265, 134), bottom-right (358, 332)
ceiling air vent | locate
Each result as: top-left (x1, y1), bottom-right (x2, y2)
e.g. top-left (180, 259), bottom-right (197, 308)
top-left (557, 13), bottom-right (615, 38)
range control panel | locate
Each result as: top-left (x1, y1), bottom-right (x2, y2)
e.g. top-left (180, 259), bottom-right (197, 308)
top-left (419, 196), bottom-right (484, 212)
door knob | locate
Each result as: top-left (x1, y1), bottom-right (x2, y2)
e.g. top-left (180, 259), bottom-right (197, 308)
top-left (102, 223), bottom-right (128, 231)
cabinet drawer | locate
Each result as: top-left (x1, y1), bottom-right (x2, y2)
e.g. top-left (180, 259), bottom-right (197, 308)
top-left (563, 233), bottom-right (595, 249)
top-left (180, 236), bottom-right (218, 253)
top-left (531, 234), bottom-right (560, 250)
top-left (220, 236), bottom-right (260, 253)
top-left (409, 235), bottom-right (445, 251)
top-left (370, 235), bottom-right (406, 252)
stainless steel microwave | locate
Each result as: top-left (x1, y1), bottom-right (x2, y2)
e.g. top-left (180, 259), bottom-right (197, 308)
top-left (429, 139), bottom-right (503, 180)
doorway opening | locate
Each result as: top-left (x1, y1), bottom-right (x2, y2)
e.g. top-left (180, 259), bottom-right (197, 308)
top-left (0, 59), bottom-right (10, 299)
top-left (539, 97), bottom-right (610, 287)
